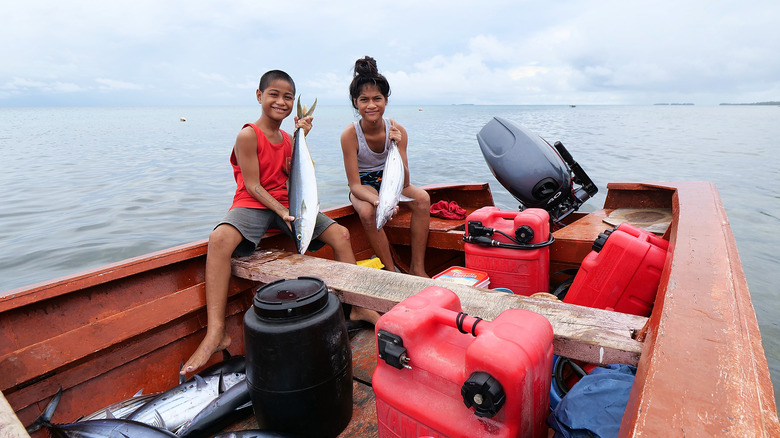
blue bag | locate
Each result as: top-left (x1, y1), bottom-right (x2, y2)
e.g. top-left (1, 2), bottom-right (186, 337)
top-left (547, 364), bottom-right (636, 438)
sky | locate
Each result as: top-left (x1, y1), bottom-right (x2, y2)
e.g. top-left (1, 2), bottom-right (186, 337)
top-left (1, 0), bottom-right (779, 107)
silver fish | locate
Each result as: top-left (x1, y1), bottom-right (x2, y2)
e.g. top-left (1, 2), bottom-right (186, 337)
top-left (175, 380), bottom-right (251, 438)
top-left (288, 97), bottom-right (319, 254)
top-left (376, 140), bottom-right (413, 230)
top-left (78, 389), bottom-right (160, 422)
top-left (127, 372), bottom-right (246, 433)
top-left (213, 431), bottom-right (299, 438)
top-left (27, 387), bottom-right (178, 438)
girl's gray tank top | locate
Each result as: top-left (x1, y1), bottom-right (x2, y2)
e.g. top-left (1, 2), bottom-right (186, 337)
top-left (354, 119), bottom-right (390, 172)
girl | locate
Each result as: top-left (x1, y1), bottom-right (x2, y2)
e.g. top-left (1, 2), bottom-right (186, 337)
top-left (340, 56), bottom-right (431, 277)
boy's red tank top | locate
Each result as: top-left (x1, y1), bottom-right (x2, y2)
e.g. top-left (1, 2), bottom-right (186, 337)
top-left (229, 123), bottom-right (292, 210)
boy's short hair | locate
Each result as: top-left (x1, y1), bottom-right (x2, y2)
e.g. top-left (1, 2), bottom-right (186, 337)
top-left (259, 70), bottom-right (296, 94)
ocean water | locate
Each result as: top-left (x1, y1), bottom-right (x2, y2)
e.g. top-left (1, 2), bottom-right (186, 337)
top-left (1, 104), bottom-right (779, 400)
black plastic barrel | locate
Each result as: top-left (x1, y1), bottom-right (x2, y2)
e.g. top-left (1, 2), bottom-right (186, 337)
top-left (244, 277), bottom-right (352, 437)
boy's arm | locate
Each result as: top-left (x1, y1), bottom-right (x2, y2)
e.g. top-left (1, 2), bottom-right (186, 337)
top-left (234, 127), bottom-right (292, 224)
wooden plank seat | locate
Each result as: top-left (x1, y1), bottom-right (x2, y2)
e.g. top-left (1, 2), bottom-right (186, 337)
top-left (231, 249), bottom-right (646, 367)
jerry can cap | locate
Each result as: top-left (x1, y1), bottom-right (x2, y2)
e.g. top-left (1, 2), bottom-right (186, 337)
top-left (592, 228), bottom-right (615, 252)
top-left (253, 276), bottom-right (328, 320)
top-left (462, 371), bottom-right (506, 417)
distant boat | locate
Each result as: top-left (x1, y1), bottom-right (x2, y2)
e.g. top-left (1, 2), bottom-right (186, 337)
top-left (570, 105), bottom-right (576, 108)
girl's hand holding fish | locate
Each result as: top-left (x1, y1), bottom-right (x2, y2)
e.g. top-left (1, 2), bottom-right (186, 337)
top-left (388, 119), bottom-right (401, 143)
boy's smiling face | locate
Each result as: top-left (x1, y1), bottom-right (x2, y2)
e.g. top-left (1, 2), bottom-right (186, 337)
top-left (257, 79), bottom-right (295, 122)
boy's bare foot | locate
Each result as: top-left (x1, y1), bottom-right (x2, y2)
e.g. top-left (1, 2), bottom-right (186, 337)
top-left (350, 305), bottom-right (381, 325)
top-left (180, 330), bottom-right (231, 376)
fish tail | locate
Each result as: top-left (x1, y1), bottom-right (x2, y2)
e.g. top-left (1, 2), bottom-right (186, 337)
top-left (26, 387), bottom-right (61, 433)
top-left (296, 96), bottom-right (317, 118)
top-left (305, 98), bottom-right (317, 116)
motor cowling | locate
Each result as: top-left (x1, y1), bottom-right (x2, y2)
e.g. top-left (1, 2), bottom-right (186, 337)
top-left (476, 117), bottom-right (597, 222)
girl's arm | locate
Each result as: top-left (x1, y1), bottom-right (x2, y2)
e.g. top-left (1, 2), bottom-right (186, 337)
top-left (341, 124), bottom-right (380, 204)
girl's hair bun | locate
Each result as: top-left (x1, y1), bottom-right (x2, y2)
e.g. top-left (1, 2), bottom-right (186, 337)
top-left (354, 56), bottom-right (379, 78)
top-left (348, 56), bottom-right (391, 109)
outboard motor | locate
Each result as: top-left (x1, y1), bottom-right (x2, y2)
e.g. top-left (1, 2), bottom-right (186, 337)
top-left (476, 117), bottom-right (598, 223)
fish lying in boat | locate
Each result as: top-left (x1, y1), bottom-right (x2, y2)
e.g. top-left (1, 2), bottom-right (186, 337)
top-left (77, 389), bottom-right (160, 422)
top-left (127, 372), bottom-right (246, 433)
top-left (375, 139), bottom-right (413, 230)
top-left (26, 388), bottom-right (177, 437)
top-left (288, 97), bottom-right (319, 254)
top-left (176, 380), bottom-right (252, 438)
top-left (213, 431), bottom-right (299, 438)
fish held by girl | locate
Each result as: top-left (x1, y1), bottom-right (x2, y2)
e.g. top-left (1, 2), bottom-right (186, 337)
top-left (375, 139), bottom-right (413, 230)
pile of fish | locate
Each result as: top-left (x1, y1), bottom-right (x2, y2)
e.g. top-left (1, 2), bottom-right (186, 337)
top-left (24, 353), bottom-right (268, 438)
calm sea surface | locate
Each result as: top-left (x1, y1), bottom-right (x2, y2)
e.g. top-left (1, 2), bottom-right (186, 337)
top-left (2, 104), bottom-right (779, 399)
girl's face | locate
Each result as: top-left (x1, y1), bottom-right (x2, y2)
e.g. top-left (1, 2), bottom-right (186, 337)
top-left (354, 85), bottom-right (387, 123)
top-left (257, 79), bottom-right (295, 122)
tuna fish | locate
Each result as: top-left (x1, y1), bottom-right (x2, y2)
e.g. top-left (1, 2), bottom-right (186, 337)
top-left (78, 390), bottom-right (160, 422)
top-left (213, 431), bottom-right (299, 438)
top-left (175, 380), bottom-right (251, 438)
top-left (27, 388), bottom-right (178, 438)
top-left (127, 372), bottom-right (246, 433)
top-left (375, 139), bottom-right (413, 230)
top-left (288, 97), bottom-right (319, 254)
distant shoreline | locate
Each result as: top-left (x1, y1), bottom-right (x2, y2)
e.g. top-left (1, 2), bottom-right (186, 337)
top-left (719, 101), bottom-right (780, 106)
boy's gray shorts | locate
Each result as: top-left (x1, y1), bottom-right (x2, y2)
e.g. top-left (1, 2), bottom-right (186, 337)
top-left (218, 207), bottom-right (335, 257)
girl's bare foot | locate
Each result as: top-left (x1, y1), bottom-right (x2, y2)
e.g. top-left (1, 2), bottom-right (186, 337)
top-left (409, 268), bottom-right (430, 278)
top-left (181, 330), bottom-right (231, 376)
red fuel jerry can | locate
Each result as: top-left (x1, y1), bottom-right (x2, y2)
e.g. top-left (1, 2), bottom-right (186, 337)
top-left (373, 286), bottom-right (554, 438)
top-left (464, 207), bottom-right (552, 295)
top-left (564, 222), bottom-right (669, 316)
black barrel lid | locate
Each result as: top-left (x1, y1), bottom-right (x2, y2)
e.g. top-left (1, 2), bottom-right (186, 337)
top-left (253, 276), bottom-right (329, 320)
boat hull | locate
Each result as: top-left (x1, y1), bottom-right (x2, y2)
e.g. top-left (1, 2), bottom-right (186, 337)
top-left (1, 182), bottom-right (777, 437)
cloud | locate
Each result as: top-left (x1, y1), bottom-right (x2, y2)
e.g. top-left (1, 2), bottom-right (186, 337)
top-left (0, 77), bottom-right (84, 93)
top-left (1, 0), bottom-right (779, 106)
top-left (95, 78), bottom-right (144, 91)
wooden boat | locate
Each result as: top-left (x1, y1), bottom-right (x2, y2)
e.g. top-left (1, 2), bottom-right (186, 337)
top-left (1, 181), bottom-right (778, 437)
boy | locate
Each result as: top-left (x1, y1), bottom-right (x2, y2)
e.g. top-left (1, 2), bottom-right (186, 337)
top-left (181, 70), bottom-right (375, 376)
